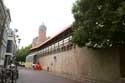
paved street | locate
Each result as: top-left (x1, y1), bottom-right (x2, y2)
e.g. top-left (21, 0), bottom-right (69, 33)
top-left (17, 68), bottom-right (83, 83)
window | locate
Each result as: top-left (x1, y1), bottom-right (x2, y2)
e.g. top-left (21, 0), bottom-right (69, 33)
top-left (64, 37), bottom-right (69, 46)
top-left (6, 40), bottom-right (13, 53)
top-left (59, 40), bottom-right (63, 49)
top-left (51, 44), bottom-right (55, 50)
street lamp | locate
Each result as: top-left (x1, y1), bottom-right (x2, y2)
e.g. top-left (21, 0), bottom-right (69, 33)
top-left (13, 28), bottom-right (21, 49)
top-left (18, 38), bottom-right (21, 49)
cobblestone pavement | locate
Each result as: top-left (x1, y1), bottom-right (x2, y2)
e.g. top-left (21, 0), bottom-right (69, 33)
top-left (17, 68), bottom-right (83, 83)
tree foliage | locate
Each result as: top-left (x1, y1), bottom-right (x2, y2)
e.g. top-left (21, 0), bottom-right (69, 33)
top-left (72, 0), bottom-right (125, 48)
top-left (16, 44), bottom-right (31, 62)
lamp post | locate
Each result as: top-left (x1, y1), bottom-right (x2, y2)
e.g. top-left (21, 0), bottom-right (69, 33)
top-left (18, 38), bottom-right (21, 49)
top-left (14, 29), bottom-right (21, 49)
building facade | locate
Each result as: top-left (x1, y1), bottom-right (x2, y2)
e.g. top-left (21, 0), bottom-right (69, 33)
top-left (30, 25), bottom-right (125, 83)
top-left (26, 23), bottom-right (48, 68)
top-left (4, 28), bottom-right (17, 67)
top-left (0, 1), bottom-right (17, 67)
top-left (32, 23), bottom-right (47, 48)
top-left (0, 0), bottom-right (10, 65)
top-left (32, 37), bottom-right (38, 48)
top-left (1, 8), bottom-right (11, 60)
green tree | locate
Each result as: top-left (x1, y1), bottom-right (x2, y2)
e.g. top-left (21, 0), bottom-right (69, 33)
top-left (72, 0), bottom-right (125, 48)
top-left (16, 44), bottom-right (32, 62)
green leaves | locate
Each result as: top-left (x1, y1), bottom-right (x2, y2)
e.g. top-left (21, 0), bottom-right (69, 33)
top-left (72, 0), bottom-right (125, 48)
top-left (16, 44), bottom-right (32, 62)
top-left (72, 27), bottom-right (89, 47)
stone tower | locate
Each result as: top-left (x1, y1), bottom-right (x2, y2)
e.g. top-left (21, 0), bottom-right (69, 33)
top-left (38, 23), bottom-right (47, 45)
top-left (32, 37), bottom-right (38, 47)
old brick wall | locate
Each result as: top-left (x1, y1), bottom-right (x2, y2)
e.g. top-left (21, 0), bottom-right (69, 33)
top-left (39, 47), bottom-right (121, 83)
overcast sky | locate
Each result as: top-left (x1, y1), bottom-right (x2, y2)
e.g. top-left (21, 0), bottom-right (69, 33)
top-left (4, 0), bottom-right (76, 48)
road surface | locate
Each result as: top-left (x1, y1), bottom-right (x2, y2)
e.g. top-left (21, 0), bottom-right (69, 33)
top-left (17, 68), bottom-right (83, 83)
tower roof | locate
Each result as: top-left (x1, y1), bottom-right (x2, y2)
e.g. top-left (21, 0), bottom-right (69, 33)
top-left (39, 23), bottom-right (47, 31)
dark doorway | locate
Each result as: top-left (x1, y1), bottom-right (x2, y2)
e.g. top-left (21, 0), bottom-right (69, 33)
top-left (33, 55), bottom-right (37, 64)
top-left (4, 55), bottom-right (11, 68)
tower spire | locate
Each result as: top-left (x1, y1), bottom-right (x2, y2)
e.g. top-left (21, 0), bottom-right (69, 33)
top-left (39, 22), bottom-right (47, 31)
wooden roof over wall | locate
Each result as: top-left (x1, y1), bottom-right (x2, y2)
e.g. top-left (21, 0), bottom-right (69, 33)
top-left (30, 25), bottom-right (72, 53)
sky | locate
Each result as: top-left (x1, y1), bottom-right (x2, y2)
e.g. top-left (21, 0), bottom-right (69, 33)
top-left (3, 0), bottom-right (76, 48)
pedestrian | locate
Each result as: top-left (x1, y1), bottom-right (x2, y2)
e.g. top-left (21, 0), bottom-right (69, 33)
top-left (47, 66), bottom-right (49, 71)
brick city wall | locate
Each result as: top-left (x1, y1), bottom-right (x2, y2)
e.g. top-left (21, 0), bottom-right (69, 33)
top-left (39, 47), bottom-right (121, 83)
